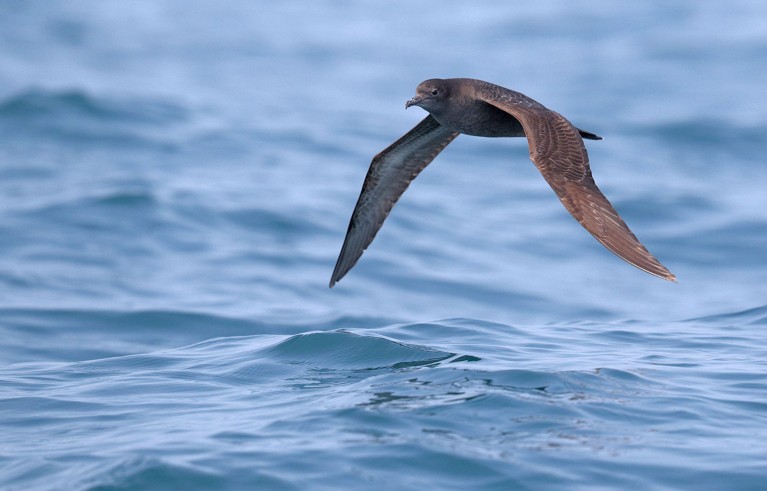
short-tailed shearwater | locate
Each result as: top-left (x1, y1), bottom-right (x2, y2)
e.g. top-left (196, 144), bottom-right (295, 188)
top-left (329, 78), bottom-right (675, 287)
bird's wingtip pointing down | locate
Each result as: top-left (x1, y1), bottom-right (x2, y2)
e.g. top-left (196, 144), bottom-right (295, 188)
top-left (328, 271), bottom-right (339, 288)
top-left (667, 273), bottom-right (678, 283)
top-left (644, 265), bottom-right (677, 283)
top-left (329, 266), bottom-right (345, 288)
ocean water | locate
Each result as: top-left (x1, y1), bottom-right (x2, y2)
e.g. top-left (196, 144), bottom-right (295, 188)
top-left (1, 1), bottom-right (766, 489)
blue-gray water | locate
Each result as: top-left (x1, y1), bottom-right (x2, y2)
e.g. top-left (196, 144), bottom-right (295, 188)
top-left (1, 2), bottom-right (766, 490)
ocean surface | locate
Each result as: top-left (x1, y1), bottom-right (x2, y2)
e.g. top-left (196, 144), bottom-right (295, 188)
top-left (1, 1), bottom-right (766, 489)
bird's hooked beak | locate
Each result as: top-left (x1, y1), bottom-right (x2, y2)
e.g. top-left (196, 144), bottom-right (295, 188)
top-left (405, 96), bottom-right (423, 109)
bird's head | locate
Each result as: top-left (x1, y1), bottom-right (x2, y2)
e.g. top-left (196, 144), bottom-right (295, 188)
top-left (405, 79), bottom-right (450, 111)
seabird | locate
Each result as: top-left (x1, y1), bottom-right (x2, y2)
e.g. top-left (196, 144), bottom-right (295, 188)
top-left (329, 78), bottom-right (675, 287)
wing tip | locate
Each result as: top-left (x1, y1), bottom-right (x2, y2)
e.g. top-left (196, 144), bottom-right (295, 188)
top-left (661, 270), bottom-right (678, 283)
top-left (638, 262), bottom-right (677, 283)
top-left (328, 266), bottom-right (345, 288)
top-left (328, 275), bottom-right (341, 288)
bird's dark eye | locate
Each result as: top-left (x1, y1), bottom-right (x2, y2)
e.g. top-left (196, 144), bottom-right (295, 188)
top-left (431, 89), bottom-right (439, 95)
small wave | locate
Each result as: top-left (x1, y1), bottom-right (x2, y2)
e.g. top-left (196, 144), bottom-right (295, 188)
top-left (0, 307), bottom-right (272, 364)
top-left (0, 88), bottom-right (187, 125)
top-left (659, 119), bottom-right (767, 146)
top-left (222, 208), bottom-right (331, 236)
top-left (257, 330), bottom-right (454, 370)
top-left (74, 457), bottom-right (231, 491)
top-left (631, 119), bottom-right (767, 167)
top-left (684, 304), bottom-right (767, 326)
top-left (0, 88), bottom-right (189, 150)
top-left (25, 189), bottom-right (158, 214)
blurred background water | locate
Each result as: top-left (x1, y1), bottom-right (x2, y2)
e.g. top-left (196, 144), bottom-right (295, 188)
top-left (1, 1), bottom-right (766, 489)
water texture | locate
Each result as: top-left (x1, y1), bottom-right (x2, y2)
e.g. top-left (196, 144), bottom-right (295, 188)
top-left (1, 1), bottom-right (766, 489)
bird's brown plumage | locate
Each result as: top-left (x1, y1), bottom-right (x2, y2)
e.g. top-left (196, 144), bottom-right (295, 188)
top-left (329, 78), bottom-right (675, 287)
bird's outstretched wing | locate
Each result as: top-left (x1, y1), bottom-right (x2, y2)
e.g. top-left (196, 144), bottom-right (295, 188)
top-left (475, 82), bottom-right (676, 281)
top-left (330, 115), bottom-right (459, 287)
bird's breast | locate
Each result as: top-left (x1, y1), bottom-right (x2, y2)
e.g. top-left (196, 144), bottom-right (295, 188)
top-left (437, 99), bottom-right (526, 138)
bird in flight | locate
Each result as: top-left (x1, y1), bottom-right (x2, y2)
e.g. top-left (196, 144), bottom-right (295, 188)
top-left (330, 78), bottom-right (675, 287)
